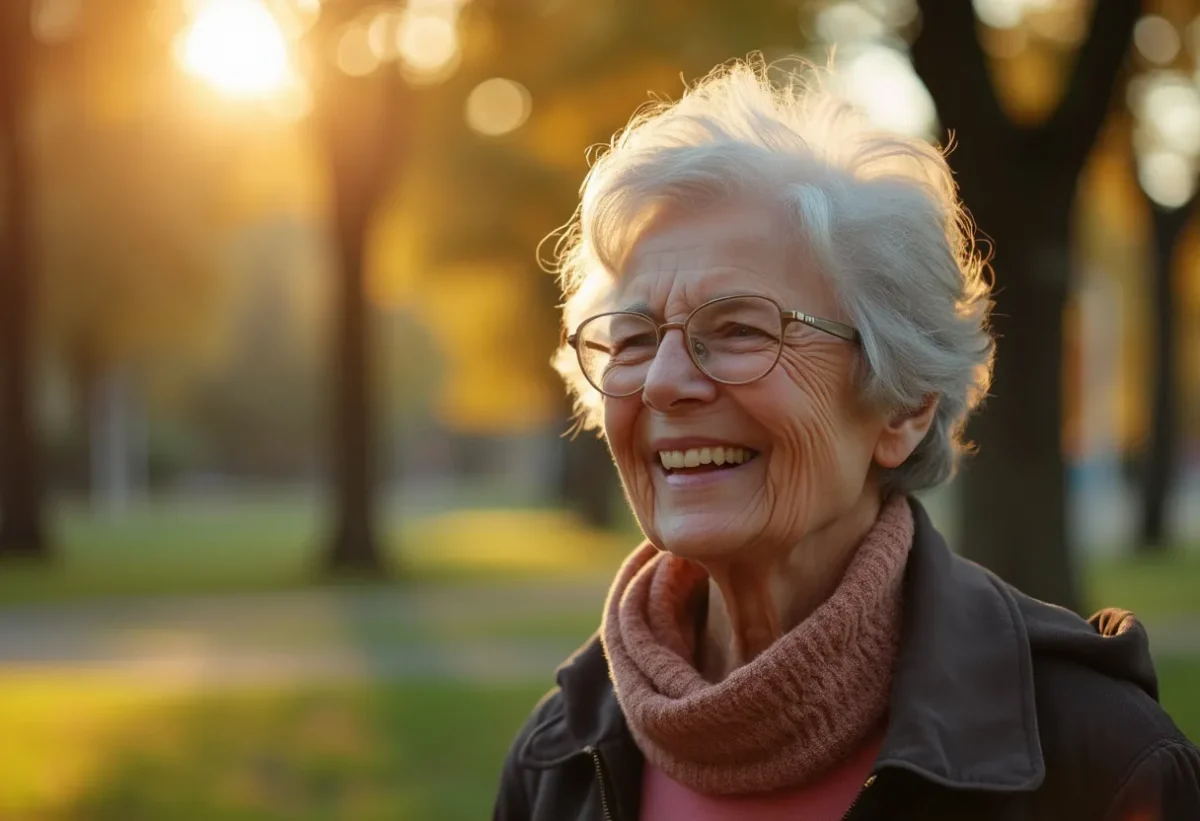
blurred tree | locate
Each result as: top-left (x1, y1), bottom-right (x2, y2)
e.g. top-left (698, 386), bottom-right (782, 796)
top-left (913, 0), bottom-right (1139, 610)
top-left (1139, 195), bottom-right (1195, 551)
top-left (413, 0), bottom-right (806, 527)
top-left (34, 0), bottom-right (233, 511)
top-left (191, 221), bottom-right (326, 480)
top-left (0, 0), bottom-right (49, 558)
top-left (307, 0), bottom-right (420, 576)
top-left (1124, 10), bottom-right (1200, 552)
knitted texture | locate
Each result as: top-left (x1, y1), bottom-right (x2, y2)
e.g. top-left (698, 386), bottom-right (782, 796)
top-left (602, 494), bottom-right (914, 796)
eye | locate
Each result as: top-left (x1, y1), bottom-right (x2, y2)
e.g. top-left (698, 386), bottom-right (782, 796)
top-left (721, 322), bottom-right (775, 340)
top-left (611, 332), bottom-right (657, 358)
top-left (614, 331), bottom-right (655, 349)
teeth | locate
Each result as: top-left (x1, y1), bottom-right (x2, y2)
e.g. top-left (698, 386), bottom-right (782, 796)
top-left (657, 446), bottom-right (752, 470)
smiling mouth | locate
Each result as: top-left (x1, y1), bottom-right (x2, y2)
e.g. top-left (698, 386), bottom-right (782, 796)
top-left (657, 445), bottom-right (760, 475)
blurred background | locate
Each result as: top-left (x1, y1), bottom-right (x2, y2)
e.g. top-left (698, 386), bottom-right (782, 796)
top-left (0, 0), bottom-right (1198, 818)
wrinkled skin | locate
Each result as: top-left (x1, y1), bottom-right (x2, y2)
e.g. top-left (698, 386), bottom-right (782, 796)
top-left (601, 202), bottom-right (937, 680)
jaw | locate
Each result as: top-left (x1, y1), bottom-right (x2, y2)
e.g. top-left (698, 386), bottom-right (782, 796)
top-left (648, 469), bottom-right (769, 560)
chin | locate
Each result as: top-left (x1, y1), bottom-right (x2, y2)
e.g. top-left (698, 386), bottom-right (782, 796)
top-left (648, 512), bottom-right (755, 562)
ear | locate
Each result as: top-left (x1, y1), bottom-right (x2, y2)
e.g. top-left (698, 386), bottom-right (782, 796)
top-left (874, 394), bottom-right (940, 470)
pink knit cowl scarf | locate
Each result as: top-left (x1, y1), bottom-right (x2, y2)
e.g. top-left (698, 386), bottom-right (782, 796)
top-left (601, 494), bottom-right (914, 796)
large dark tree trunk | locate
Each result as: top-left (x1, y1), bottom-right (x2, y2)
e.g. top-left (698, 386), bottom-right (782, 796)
top-left (913, 0), bottom-right (1138, 611)
top-left (0, 0), bottom-right (49, 561)
top-left (1138, 200), bottom-right (1192, 552)
top-left (312, 3), bottom-right (413, 576)
top-left (325, 201), bottom-right (383, 573)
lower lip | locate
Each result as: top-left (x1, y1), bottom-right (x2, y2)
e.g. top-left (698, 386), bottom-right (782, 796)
top-left (658, 457), bottom-right (758, 487)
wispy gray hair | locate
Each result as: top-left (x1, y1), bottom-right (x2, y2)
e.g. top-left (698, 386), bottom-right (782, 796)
top-left (548, 57), bottom-right (995, 493)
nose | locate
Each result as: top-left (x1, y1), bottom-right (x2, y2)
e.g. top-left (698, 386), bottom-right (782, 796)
top-left (641, 328), bottom-right (719, 411)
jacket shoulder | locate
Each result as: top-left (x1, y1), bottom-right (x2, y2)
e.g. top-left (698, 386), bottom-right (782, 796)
top-left (1025, 624), bottom-right (1195, 818)
top-left (1106, 736), bottom-right (1200, 820)
top-left (492, 687), bottom-right (566, 821)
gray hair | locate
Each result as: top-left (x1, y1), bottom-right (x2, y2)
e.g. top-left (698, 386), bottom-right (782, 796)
top-left (548, 58), bottom-right (994, 493)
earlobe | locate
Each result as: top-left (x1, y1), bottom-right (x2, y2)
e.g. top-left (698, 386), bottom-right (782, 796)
top-left (874, 394), bottom-right (940, 469)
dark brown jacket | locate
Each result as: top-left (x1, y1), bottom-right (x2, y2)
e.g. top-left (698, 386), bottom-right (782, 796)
top-left (493, 497), bottom-right (1200, 820)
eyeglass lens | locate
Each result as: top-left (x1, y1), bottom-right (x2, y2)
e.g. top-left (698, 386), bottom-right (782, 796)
top-left (576, 296), bottom-right (784, 396)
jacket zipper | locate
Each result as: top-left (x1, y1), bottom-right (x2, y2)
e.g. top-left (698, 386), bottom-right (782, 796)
top-left (841, 774), bottom-right (876, 820)
top-left (584, 745), bottom-right (616, 821)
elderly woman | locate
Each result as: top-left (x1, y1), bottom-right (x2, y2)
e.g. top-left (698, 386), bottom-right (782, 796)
top-left (493, 61), bottom-right (1200, 820)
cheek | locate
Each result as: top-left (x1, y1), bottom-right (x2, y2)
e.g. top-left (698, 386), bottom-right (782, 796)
top-left (602, 397), bottom-right (635, 457)
top-left (753, 346), bottom-right (879, 517)
top-left (768, 348), bottom-right (854, 464)
top-left (602, 398), bottom-right (653, 496)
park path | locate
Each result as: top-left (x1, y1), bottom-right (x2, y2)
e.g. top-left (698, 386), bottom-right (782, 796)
top-left (0, 579), bottom-right (611, 690)
top-left (2, 580), bottom-right (1200, 691)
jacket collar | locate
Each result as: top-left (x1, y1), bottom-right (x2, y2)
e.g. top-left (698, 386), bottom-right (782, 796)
top-left (521, 497), bottom-right (1045, 793)
top-left (874, 497), bottom-right (1044, 791)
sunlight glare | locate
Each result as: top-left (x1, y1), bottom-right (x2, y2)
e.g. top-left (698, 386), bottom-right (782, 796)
top-left (180, 0), bottom-right (294, 98)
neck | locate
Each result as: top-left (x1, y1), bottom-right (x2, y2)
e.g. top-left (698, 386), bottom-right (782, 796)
top-left (698, 488), bottom-right (884, 682)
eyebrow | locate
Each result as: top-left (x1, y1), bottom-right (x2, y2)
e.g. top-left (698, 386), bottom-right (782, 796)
top-left (619, 300), bottom-right (656, 316)
top-left (617, 292), bottom-right (775, 317)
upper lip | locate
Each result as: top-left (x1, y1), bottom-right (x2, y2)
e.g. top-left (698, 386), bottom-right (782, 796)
top-left (649, 437), bottom-right (755, 452)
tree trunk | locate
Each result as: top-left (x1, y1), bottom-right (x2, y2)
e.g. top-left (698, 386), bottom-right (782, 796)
top-left (311, 3), bottom-right (413, 576)
top-left (914, 0), bottom-right (1138, 611)
top-left (956, 228), bottom-right (1077, 607)
top-left (0, 0), bottom-right (49, 561)
top-left (324, 208), bottom-right (384, 574)
top-left (1138, 201), bottom-right (1191, 552)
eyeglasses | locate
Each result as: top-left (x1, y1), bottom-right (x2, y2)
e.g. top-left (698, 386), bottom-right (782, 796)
top-left (567, 294), bottom-right (860, 398)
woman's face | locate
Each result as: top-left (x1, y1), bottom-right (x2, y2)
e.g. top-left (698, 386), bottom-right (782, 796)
top-left (602, 203), bottom-right (899, 562)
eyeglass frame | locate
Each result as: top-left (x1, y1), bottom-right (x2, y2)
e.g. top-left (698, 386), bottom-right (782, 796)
top-left (566, 293), bottom-right (861, 397)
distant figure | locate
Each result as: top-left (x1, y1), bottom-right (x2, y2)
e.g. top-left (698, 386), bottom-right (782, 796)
top-left (494, 59), bottom-right (1200, 820)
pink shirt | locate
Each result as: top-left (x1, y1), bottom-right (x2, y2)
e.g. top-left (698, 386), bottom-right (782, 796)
top-left (640, 729), bottom-right (882, 821)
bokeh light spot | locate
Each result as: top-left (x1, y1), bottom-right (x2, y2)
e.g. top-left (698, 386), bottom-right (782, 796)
top-left (815, 2), bottom-right (887, 43)
top-left (336, 21), bottom-right (380, 77)
top-left (1144, 80), bottom-right (1200, 156)
top-left (33, 0), bottom-right (82, 44)
top-left (1134, 15), bottom-right (1181, 66)
top-left (466, 78), bottom-right (532, 136)
top-left (1138, 150), bottom-right (1196, 208)
top-left (368, 10), bottom-right (405, 61)
top-left (973, 0), bottom-right (1024, 30)
top-left (397, 13), bottom-right (459, 76)
top-left (839, 45), bottom-right (937, 138)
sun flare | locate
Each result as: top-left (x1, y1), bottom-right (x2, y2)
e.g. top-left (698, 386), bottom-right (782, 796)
top-left (180, 0), bottom-right (295, 98)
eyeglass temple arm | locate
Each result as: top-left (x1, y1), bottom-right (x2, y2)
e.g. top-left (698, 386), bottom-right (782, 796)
top-left (784, 311), bottom-right (860, 343)
top-left (566, 333), bottom-right (614, 355)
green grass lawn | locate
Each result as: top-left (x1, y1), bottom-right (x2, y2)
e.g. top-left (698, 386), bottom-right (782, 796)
top-left (1, 499), bottom-right (1197, 819)
top-left (0, 498), bottom-right (631, 605)
top-left (2, 658), bottom-right (1197, 821)
top-left (0, 676), bottom-right (547, 821)
top-left (1158, 656), bottom-right (1200, 741)
top-left (4, 498), bottom-right (1198, 619)
top-left (1085, 551), bottom-right (1200, 619)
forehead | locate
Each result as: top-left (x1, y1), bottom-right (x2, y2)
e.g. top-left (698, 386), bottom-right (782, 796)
top-left (614, 203), bottom-right (834, 315)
